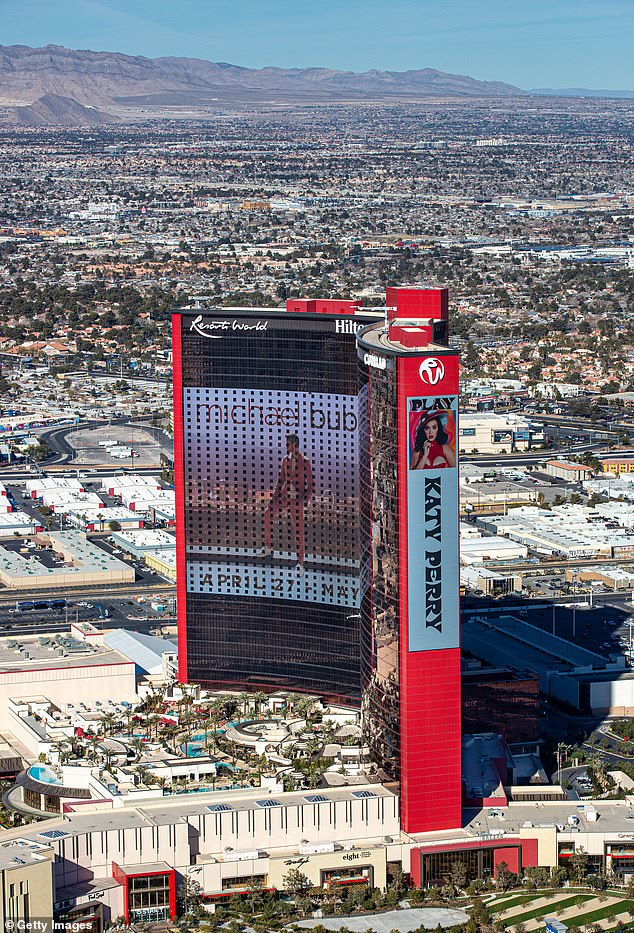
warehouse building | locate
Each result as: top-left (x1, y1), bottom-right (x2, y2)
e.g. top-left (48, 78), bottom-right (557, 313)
top-left (0, 532), bottom-right (134, 589)
top-left (110, 529), bottom-right (175, 560)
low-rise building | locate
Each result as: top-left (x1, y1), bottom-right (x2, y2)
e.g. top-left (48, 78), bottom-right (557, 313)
top-left (144, 549), bottom-right (177, 580)
top-left (66, 505), bottom-right (144, 532)
top-left (0, 511), bottom-right (42, 537)
top-left (110, 529), bottom-right (175, 560)
top-left (545, 459), bottom-right (592, 482)
top-left (0, 837), bottom-right (55, 925)
top-left (0, 532), bottom-right (135, 589)
top-left (0, 630), bottom-right (137, 713)
top-left (601, 454), bottom-right (634, 475)
top-left (458, 412), bottom-right (543, 454)
top-left (479, 505), bottom-right (634, 559)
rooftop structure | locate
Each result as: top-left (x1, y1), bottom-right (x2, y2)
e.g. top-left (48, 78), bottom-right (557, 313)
top-left (110, 528), bottom-right (175, 559)
top-left (0, 630), bottom-right (137, 723)
top-left (479, 506), bottom-right (634, 559)
top-left (457, 411), bottom-right (542, 454)
top-left (0, 510), bottom-right (42, 538)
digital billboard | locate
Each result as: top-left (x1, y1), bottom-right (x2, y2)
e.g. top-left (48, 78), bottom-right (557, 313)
top-left (406, 394), bottom-right (459, 652)
top-left (183, 386), bottom-right (360, 607)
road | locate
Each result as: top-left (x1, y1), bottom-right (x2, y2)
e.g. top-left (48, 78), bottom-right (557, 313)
top-left (0, 583), bottom-right (175, 606)
top-left (471, 555), bottom-right (634, 572)
top-left (1, 417), bottom-right (173, 473)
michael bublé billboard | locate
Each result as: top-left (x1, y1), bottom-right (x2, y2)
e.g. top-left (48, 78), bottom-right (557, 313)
top-left (406, 394), bottom-right (459, 652)
top-left (183, 387), bottom-right (360, 608)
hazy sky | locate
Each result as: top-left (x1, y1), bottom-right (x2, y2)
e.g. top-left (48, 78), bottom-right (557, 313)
top-left (4, 0), bottom-right (633, 89)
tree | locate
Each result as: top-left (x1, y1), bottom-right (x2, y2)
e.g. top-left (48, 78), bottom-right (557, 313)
top-left (495, 860), bottom-right (517, 892)
top-left (469, 895), bottom-right (491, 925)
top-left (586, 873), bottom-right (607, 891)
top-left (53, 739), bottom-right (73, 765)
top-left (524, 865), bottom-right (549, 889)
top-left (550, 866), bottom-right (568, 887)
top-left (282, 867), bottom-right (311, 896)
top-left (449, 860), bottom-right (468, 891)
top-left (252, 691), bottom-right (268, 717)
top-left (108, 519), bottom-right (121, 532)
top-left (176, 876), bottom-right (203, 917)
top-left (569, 846), bottom-right (589, 883)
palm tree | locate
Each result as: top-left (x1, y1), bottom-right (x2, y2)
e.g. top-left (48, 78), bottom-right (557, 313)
top-left (238, 692), bottom-right (252, 719)
top-left (129, 737), bottom-right (146, 761)
top-left (53, 739), bottom-right (72, 765)
top-left (98, 712), bottom-right (118, 737)
top-left (295, 697), bottom-right (318, 724)
top-left (146, 712), bottom-right (160, 741)
top-left (123, 706), bottom-right (134, 735)
top-left (203, 699), bottom-right (225, 755)
top-left (162, 724), bottom-right (179, 754)
top-left (85, 739), bottom-right (99, 765)
top-left (136, 765), bottom-right (152, 787)
top-left (252, 691), bottom-right (268, 718)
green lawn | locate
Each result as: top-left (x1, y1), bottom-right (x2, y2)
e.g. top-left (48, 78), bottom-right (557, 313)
top-left (562, 899), bottom-right (634, 926)
top-left (490, 893), bottom-right (548, 912)
top-left (499, 893), bottom-right (594, 923)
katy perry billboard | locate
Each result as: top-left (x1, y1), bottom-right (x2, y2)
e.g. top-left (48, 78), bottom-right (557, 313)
top-left (406, 394), bottom-right (459, 652)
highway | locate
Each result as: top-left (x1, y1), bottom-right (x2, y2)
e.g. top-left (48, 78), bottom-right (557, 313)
top-left (460, 445), bottom-right (605, 467)
top-left (478, 555), bottom-right (634, 572)
top-left (0, 583), bottom-right (175, 606)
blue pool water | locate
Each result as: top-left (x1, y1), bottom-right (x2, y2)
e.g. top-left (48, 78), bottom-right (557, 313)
top-left (29, 765), bottom-right (61, 784)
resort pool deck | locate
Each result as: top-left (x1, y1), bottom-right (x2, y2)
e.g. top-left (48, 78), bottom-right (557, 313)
top-left (28, 765), bottom-right (61, 785)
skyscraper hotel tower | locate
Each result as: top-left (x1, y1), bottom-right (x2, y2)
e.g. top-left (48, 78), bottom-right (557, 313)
top-left (173, 286), bottom-right (462, 837)
top-left (358, 287), bottom-right (462, 835)
top-left (172, 299), bottom-right (382, 699)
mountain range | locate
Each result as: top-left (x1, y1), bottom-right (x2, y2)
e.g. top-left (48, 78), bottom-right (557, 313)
top-left (0, 44), bottom-right (630, 127)
top-left (0, 43), bottom-right (526, 124)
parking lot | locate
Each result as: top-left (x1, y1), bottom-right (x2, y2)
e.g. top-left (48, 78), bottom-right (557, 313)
top-left (69, 424), bottom-right (165, 467)
top-left (0, 594), bottom-right (176, 637)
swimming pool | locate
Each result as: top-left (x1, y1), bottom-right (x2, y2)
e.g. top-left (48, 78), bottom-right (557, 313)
top-left (28, 764), bottom-right (61, 785)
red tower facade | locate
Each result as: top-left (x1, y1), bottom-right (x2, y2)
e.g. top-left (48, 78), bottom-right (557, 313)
top-left (359, 287), bottom-right (462, 835)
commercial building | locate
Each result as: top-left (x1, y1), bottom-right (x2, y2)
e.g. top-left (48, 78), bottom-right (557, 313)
top-left (461, 612), bottom-right (632, 714)
top-left (459, 536), bottom-right (529, 565)
top-left (0, 531), bottom-right (135, 589)
top-left (0, 630), bottom-right (137, 724)
top-left (479, 505), bottom-right (634, 560)
top-left (66, 505), bottom-right (143, 532)
top-left (0, 837), bottom-right (55, 926)
top-left (601, 454), bottom-right (634, 475)
top-left (5, 778), bottom-right (634, 923)
top-left (545, 459), bottom-right (592, 482)
top-left (0, 511), bottom-right (42, 537)
top-left (357, 287), bottom-right (462, 835)
top-left (173, 286), bottom-right (464, 836)
top-left (461, 662), bottom-right (540, 744)
top-left (457, 412), bottom-right (543, 454)
top-left (144, 548), bottom-right (177, 581)
top-left (110, 528), bottom-right (175, 560)
top-left (173, 299), bottom-right (382, 699)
